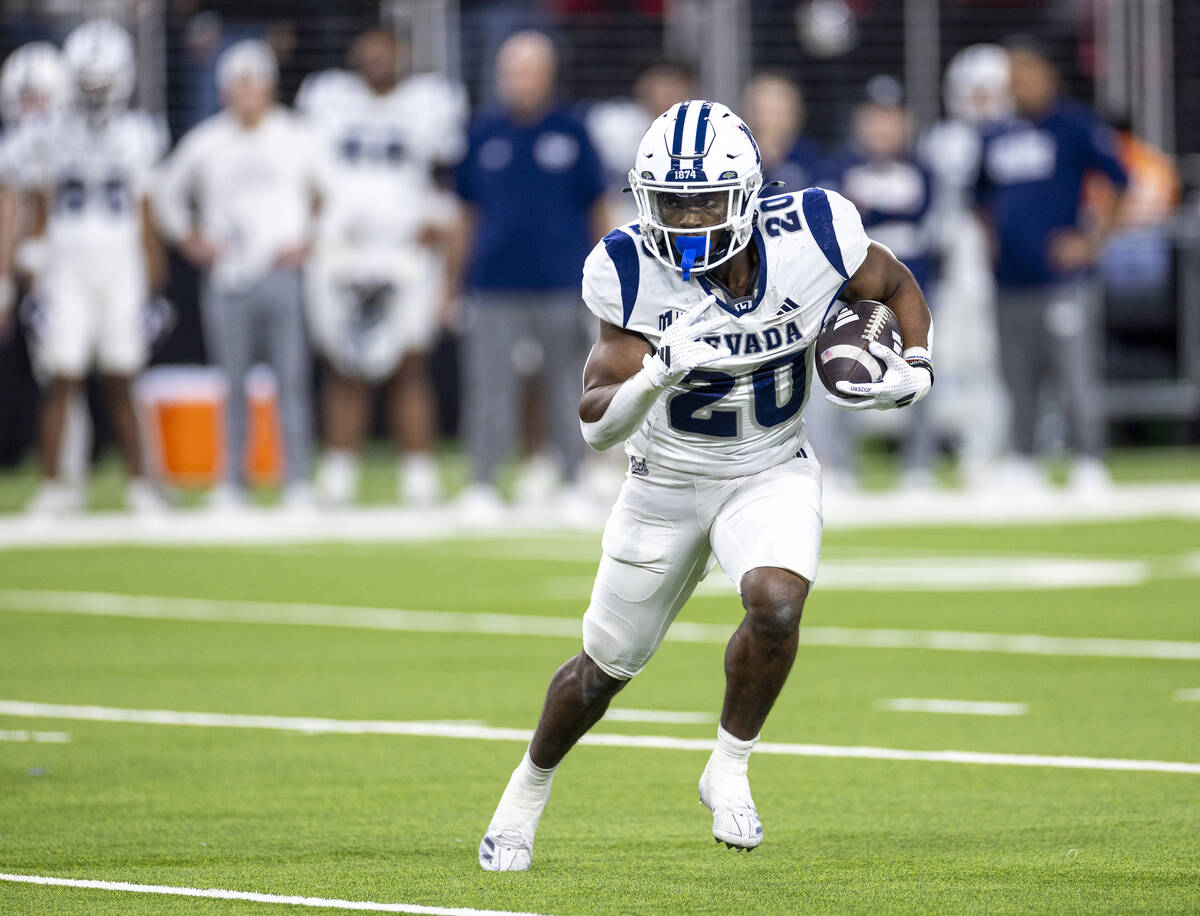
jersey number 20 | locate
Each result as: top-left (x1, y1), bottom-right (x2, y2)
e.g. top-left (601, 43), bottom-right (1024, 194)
top-left (668, 350), bottom-right (808, 438)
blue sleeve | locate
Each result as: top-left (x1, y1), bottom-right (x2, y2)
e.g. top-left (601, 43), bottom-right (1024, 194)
top-left (454, 124), bottom-right (479, 203)
top-left (1078, 115), bottom-right (1128, 189)
top-left (574, 122), bottom-right (606, 206)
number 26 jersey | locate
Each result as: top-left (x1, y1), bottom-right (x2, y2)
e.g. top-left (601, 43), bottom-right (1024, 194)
top-left (582, 187), bottom-right (870, 479)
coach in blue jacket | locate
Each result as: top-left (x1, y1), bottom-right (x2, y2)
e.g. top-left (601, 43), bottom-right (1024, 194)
top-left (975, 38), bottom-right (1127, 493)
top-left (445, 30), bottom-right (607, 522)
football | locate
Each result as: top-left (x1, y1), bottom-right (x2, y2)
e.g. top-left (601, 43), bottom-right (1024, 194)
top-left (815, 299), bottom-right (904, 397)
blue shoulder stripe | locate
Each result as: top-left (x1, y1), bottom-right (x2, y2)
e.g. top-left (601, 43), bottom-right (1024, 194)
top-left (801, 187), bottom-right (848, 280)
top-left (602, 229), bottom-right (640, 327)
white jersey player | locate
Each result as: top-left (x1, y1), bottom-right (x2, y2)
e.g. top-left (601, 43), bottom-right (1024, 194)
top-left (298, 28), bottom-right (466, 507)
top-left (9, 20), bottom-right (166, 516)
top-left (918, 44), bottom-right (1012, 484)
top-left (479, 101), bottom-right (933, 869)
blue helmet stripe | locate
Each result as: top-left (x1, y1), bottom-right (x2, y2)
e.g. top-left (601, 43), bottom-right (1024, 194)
top-left (602, 228), bottom-right (641, 327)
top-left (693, 100), bottom-right (713, 162)
top-left (669, 101), bottom-right (690, 171)
top-left (801, 188), bottom-right (849, 279)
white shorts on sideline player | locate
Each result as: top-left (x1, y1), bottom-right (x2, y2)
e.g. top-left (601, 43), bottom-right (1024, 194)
top-left (306, 244), bottom-right (439, 381)
top-left (583, 448), bottom-right (823, 681)
top-left (31, 253), bottom-right (148, 378)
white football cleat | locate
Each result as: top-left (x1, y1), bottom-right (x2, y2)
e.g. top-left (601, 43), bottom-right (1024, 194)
top-left (478, 826), bottom-right (533, 871)
top-left (699, 763), bottom-right (763, 850)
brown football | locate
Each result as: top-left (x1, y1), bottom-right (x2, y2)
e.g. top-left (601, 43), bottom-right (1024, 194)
top-left (815, 299), bottom-right (903, 397)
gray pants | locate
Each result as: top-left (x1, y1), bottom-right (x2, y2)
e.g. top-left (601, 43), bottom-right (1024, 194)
top-left (203, 267), bottom-right (312, 486)
top-left (462, 291), bottom-right (585, 486)
top-left (995, 281), bottom-right (1104, 458)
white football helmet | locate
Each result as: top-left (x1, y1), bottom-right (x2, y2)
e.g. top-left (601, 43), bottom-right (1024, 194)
top-left (628, 100), bottom-right (764, 280)
top-left (63, 19), bottom-right (136, 112)
top-left (0, 41), bottom-right (69, 126)
top-left (944, 44), bottom-right (1011, 124)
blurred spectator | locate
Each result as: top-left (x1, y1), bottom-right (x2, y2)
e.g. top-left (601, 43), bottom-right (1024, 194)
top-left (154, 39), bottom-right (320, 510)
top-left (976, 37), bottom-right (1128, 492)
top-left (741, 71), bottom-right (822, 195)
top-left (809, 76), bottom-right (935, 491)
top-left (918, 44), bottom-right (1012, 488)
top-left (6, 22), bottom-right (167, 517)
top-left (586, 58), bottom-right (695, 221)
top-left (0, 41), bottom-right (71, 468)
top-left (445, 30), bottom-right (607, 522)
top-left (298, 29), bottom-right (467, 508)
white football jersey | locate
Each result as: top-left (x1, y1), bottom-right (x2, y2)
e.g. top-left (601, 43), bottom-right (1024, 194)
top-left (300, 70), bottom-right (466, 249)
top-left (583, 187), bottom-right (870, 479)
top-left (8, 107), bottom-right (165, 254)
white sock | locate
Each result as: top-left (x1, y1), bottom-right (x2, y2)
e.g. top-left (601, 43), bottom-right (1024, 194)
top-left (401, 452), bottom-right (439, 504)
top-left (706, 725), bottom-right (759, 780)
top-left (490, 750), bottom-right (558, 837)
top-left (317, 450), bottom-right (358, 504)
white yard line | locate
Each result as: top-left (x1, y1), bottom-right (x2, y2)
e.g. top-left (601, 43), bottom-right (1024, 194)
top-left (1, 481), bottom-right (1198, 549)
top-left (604, 708), bottom-right (715, 724)
top-left (875, 698), bottom-right (1029, 716)
top-left (0, 700), bottom-right (1196, 775)
top-left (0, 873), bottom-right (552, 915)
top-left (0, 729), bottom-right (70, 742)
top-left (1172, 688), bottom-right (1200, 702)
top-left (3, 589), bottom-right (1199, 661)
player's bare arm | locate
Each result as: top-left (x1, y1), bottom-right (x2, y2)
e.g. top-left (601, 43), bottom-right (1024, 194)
top-left (579, 321), bottom-right (650, 423)
top-left (827, 240), bottom-right (935, 410)
top-left (840, 240), bottom-right (930, 349)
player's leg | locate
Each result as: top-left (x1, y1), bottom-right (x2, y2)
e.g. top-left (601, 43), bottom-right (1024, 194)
top-left (37, 375), bottom-right (82, 478)
top-left (995, 290), bottom-right (1048, 488)
top-left (201, 280), bottom-right (255, 501)
top-left (316, 367), bottom-right (370, 506)
top-left (388, 350), bottom-right (440, 506)
top-left (459, 295), bottom-right (517, 517)
top-left (97, 263), bottom-right (162, 512)
top-left (389, 252), bottom-right (441, 506)
top-left (480, 476), bottom-right (710, 870)
top-left (701, 454), bottom-right (823, 849)
top-left (1049, 280), bottom-right (1109, 491)
top-left (28, 267), bottom-right (90, 514)
top-left (261, 267), bottom-right (313, 504)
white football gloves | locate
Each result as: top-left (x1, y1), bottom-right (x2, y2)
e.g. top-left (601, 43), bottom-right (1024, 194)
top-left (826, 341), bottom-right (933, 411)
top-left (642, 296), bottom-right (733, 389)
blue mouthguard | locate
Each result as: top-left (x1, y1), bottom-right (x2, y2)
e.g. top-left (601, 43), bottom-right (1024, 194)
top-left (673, 235), bottom-right (707, 281)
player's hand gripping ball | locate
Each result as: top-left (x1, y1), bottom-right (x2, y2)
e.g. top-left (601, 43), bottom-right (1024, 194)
top-left (816, 300), bottom-right (932, 410)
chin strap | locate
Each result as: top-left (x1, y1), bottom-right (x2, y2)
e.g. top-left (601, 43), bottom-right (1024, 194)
top-left (673, 235), bottom-right (707, 281)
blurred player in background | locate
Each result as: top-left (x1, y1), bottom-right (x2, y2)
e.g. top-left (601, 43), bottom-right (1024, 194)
top-left (0, 42), bottom-right (74, 473)
top-left (586, 59), bottom-right (696, 221)
top-left (445, 30), bottom-right (608, 524)
top-left (976, 38), bottom-right (1127, 493)
top-left (299, 28), bottom-right (466, 508)
top-left (741, 71), bottom-right (822, 196)
top-left (918, 44), bottom-right (1012, 489)
top-left (6, 22), bottom-right (167, 516)
top-left (809, 76), bottom-right (935, 491)
top-left (155, 40), bottom-right (320, 511)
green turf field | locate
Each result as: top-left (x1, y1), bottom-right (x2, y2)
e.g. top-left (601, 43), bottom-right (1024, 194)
top-left (1, 518), bottom-right (1198, 914)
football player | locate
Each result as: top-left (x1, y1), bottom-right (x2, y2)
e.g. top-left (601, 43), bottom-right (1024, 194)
top-left (478, 101), bottom-right (933, 870)
top-left (7, 21), bottom-right (167, 515)
top-left (299, 29), bottom-right (466, 507)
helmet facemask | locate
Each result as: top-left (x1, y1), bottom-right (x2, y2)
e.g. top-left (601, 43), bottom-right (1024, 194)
top-left (631, 172), bottom-right (761, 280)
